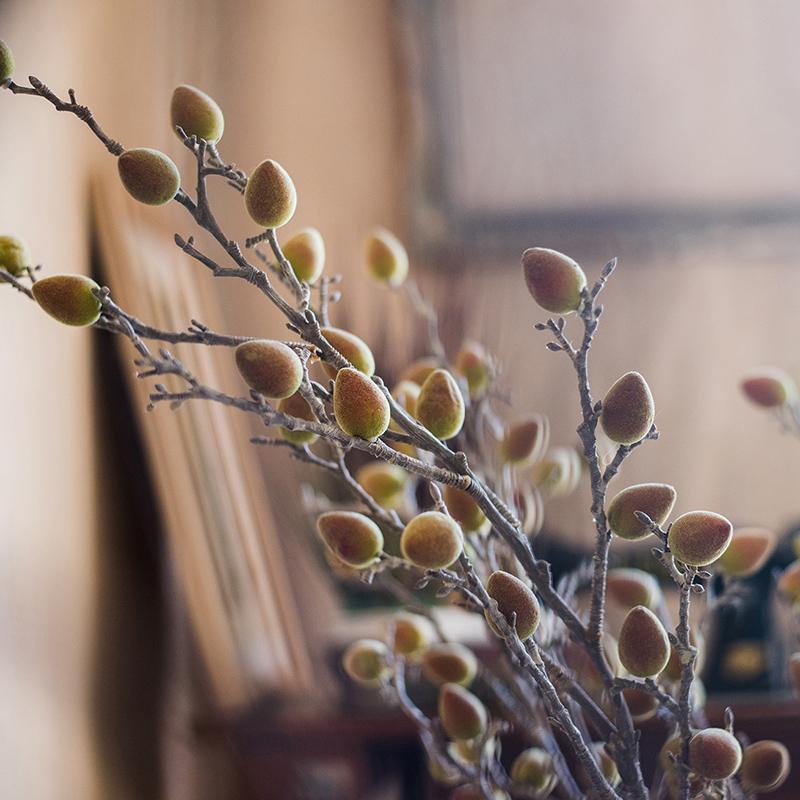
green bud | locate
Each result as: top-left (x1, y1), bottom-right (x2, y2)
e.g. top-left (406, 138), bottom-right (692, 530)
top-left (438, 683), bottom-right (487, 741)
top-left (510, 748), bottom-right (557, 793)
top-left (532, 446), bottom-right (582, 496)
top-left (0, 39), bottom-right (14, 82)
top-left (607, 568), bottom-right (661, 611)
top-left (356, 462), bottom-right (408, 509)
top-left (317, 511), bottom-right (383, 568)
top-left (667, 510), bottom-right (733, 567)
top-left (617, 605), bottom-right (670, 678)
top-left (282, 227), bottom-right (325, 284)
top-left (521, 247), bottom-right (586, 314)
top-left (235, 339), bottom-right (303, 399)
top-left (278, 391), bottom-right (318, 445)
top-left (500, 414), bottom-right (549, 466)
top-left (320, 326), bottom-right (375, 378)
top-left (717, 527), bottom-right (775, 577)
top-left (245, 159), bottom-right (297, 228)
top-left (741, 368), bottom-right (796, 408)
top-left (171, 84), bottom-right (224, 143)
top-left (689, 728), bottom-right (742, 780)
top-left (421, 643), bottom-right (477, 687)
top-left (740, 740), bottom-right (791, 793)
top-left (454, 341), bottom-right (491, 398)
top-left (0, 235), bottom-right (31, 277)
top-left (32, 274), bottom-right (101, 327)
top-left (485, 570), bottom-right (541, 640)
top-left (443, 485), bottom-right (487, 533)
top-left (399, 357), bottom-right (438, 386)
top-left (390, 612), bottom-right (434, 657)
top-left (342, 639), bottom-right (390, 685)
top-left (600, 371), bottom-right (655, 445)
top-left (607, 483), bottom-right (676, 541)
top-left (364, 226), bottom-right (408, 286)
top-left (400, 511), bottom-right (463, 569)
top-left (416, 369), bottom-right (465, 440)
top-left (333, 367), bottom-right (390, 440)
top-left (118, 148), bottom-right (180, 206)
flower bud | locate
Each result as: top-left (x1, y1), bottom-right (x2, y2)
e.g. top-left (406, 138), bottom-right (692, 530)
top-left (320, 326), bottom-right (375, 378)
top-left (717, 527), bottom-right (775, 577)
top-left (521, 247), bottom-right (586, 314)
top-left (689, 728), bottom-right (742, 780)
top-left (118, 148), bottom-right (180, 206)
top-left (623, 687), bottom-right (659, 723)
top-left (400, 511), bottom-right (463, 569)
top-left (741, 740), bottom-right (791, 793)
top-left (235, 339), bottom-right (303, 399)
top-left (32, 274), bottom-right (102, 327)
top-left (390, 612), bottom-right (434, 657)
top-left (443, 485), bottom-right (487, 533)
top-left (486, 571), bottom-right (541, 640)
top-left (0, 235), bottom-right (30, 276)
top-left (342, 639), bottom-right (390, 685)
top-left (0, 39), bottom-right (14, 82)
top-left (607, 568), bottom-right (661, 611)
top-left (741, 368), bottom-right (796, 408)
top-left (282, 227), bottom-right (325, 284)
top-left (278, 391), bottom-right (318, 445)
top-left (438, 683), bottom-right (487, 741)
top-left (618, 605), bottom-right (670, 677)
top-left (421, 643), bottom-right (477, 686)
top-left (500, 414), bottom-right (549, 466)
top-left (510, 748), bottom-right (557, 793)
top-left (532, 446), bottom-right (582, 496)
top-left (778, 559), bottom-right (800, 602)
top-left (364, 227), bottom-right (408, 286)
top-left (356, 462), bottom-right (408, 509)
top-left (454, 341), bottom-right (491, 398)
top-left (399, 357), bottom-right (439, 386)
top-left (317, 511), bottom-right (383, 568)
top-left (416, 369), bottom-right (465, 440)
top-left (600, 371), bottom-right (655, 445)
top-left (170, 84), bottom-right (224, 143)
top-left (668, 510), bottom-right (733, 567)
top-left (607, 483), bottom-right (676, 541)
top-left (515, 484), bottom-right (544, 537)
top-left (389, 380), bottom-right (420, 438)
top-left (245, 159), bottom-right (296, 228)
top-left (333, 367), bottom-right (390, 440)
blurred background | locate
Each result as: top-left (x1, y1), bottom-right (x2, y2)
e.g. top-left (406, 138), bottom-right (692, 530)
top-left (3, 1), bottom-right (800, 799)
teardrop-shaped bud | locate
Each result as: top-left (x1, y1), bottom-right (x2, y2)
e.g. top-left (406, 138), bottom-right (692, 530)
top-left (320, 326), bottom-right (375, 378)
top-left (668, 510), bottom-right (733, 567)
top-left (443, 485), bottom-right (488, 533)
top-left (510, 748), bottom-right (557, 793)
top-left (717, 527), bottom-right (775, 577)
top-left (789, 652), bottom-right (800, 695)
top-left (618, 605), bottom-right (670, 678)
top-left (532, 446), bottom-right (582, 496)
top-left (171, 84), bottom-right (224, 143)
top-left (778, 559), bottom-right (800, 602)
top-left (449, 737), bottom-right (496, 766)
top-left (278, 391), bottom-right (318, 445)
top-left (364, 227), bottom-right (408, 286)
top-left (281, 227), bottom-right (325, 284)
top-left (0, 39), bottom-right (15, 82)
top-left (486, 571), bottom-right (541, 640)
top-left (317, 511), bottom-right (383, 568)
top-left (689, 728), bottom-right (742, 780)
top-left (454, 341), bottom-right (491, 398)
top-left (416, 369), bottom-right (465, 440)
top-left (500, 414), bottom-right (549, 466)
top-left (0, 235), bottom-right (30, 277)
top-left (600, 371), bottom-right (655, 445)
top-left (741, 368), bottom-right (796, 408)
top-left (245, 158), bottom-right (297, 228)
top-left (664, 628), bottom-right (705, 683)
top-left (118, 148), bottom-right (180, 206)
top-left (607, 483), bottom-right (677, 541)
top-left (389, 379), bottom-right (420, 436)
top-left (400, 511), bottom-right (463, 569)
top-left (421, 643), bottom-right (477, 686)
top-left (607, 568), bottom-right (661, 611)
top-left (32, 274), bottom-right (102, 327)
top-left (390, 612), bottom-right (434, 657)
top-left (342, 639), bottom-right (390, 685)
top-left (623, 687), bottom-right (659, 723)
top-left (521, 247), bottom-right (587, 314)
top-left (399, 357), bottom-right (439, 386)
top-left (235, 339), bottom-right (303, 399)
top-left (356, 462), bottom-right (408, 509)
top-left (438, 683), bottom-right (487, 741)
top-left (740, 740), bottom-right (791, 793)
top-left (333, 367), bottom-right (390, 440)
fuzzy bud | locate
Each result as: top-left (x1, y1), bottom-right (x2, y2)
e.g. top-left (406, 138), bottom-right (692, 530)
top-left (278, 391), bottom-right (318, 445)
top-left (245, 159), bottom-right (297, 228)
top-left (399, 357), bottom-right (439, 386)
top-left (438, 683), bottom-right (487, 741)
top-left (235, 340), bottom-right (303, 399)
top-left (454, 341), bottom-right (491, 398)
top-left (0, 39), bottom-right (14, 82)
top-left (320, 326), bottom-right (375, 378)
top-left (740, 740), bottom-right (791, 793)
top-left (486, 571), bottom-right (541, 640)
top-left (416, 369), bottom-right (465, 440)
top-left (364, 227), bottom-right (408, 286)
top-left (741, 368), bottom-right (796, 408)
top-left (443, 485), bottom-right (487, 533)
top-left (0, 235), bottom-right (30, 276)
top-left (32, 274), bottom-right (102, 327)
top-left (333, 367), bottom-right (390, 440)
top-left (317, 511), bottom-right (383, 568)
top-left (617, 605), bottom-right (670, 678)
top-left (421, 643), bottom-right (477, 687)
top-left (607, 483), bottom-right (676, 541)
top-left (600, 371), bottom-right (655, 445)
top-left (667, 510), bottom-right (733, 567)
top-left (717, 527), bottom-right (775, 577)
top-left (342, 639), bottom-right (390, 685)
top-left (521, 247), bottom-right (586, 314)
top-left (282, 227), bottom-right (325, 284)
top-left (170, 84), bottom-right (224, 143)
top-left (390, 612), bottom-right (434, 657)
top-left (607, 568), bottom-right (661, 611)
top-left (623, 687), bottom-right (659, 723)
top-left (500, 414), bottom-right (549, 466)
top-left (510, 748), bottom-right (557, 793)
top-left (689, 728), bottom-right (742, 780)
top-left (356, 462), bottom-right (408, 509)
top-left (400, 511), bottom-right (463, 569)
top-left (118, 148), bottom-right (180, 206)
